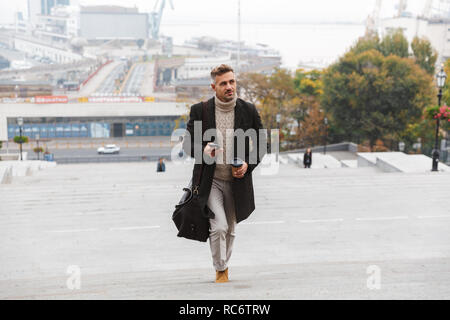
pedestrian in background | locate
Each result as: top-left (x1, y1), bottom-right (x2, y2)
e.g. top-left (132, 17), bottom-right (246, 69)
top-left (303, 148), bottom-right (312, 168)
top-left (157, 157), bottom-right (166, 172)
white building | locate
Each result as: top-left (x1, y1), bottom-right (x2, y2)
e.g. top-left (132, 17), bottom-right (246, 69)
top-left (177, 55), bottom-right (234, 80)
top-left (28, 0), bottom-right (73, 28)
top-left (79, 6), bottom-right (149, 41)
top-left (14, 37), bottom-right (84, 63)
top-left (34, 6), bottom-right (80, 43)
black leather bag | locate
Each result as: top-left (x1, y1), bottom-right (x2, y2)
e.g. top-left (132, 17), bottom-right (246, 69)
top-left (172, 102), bottom-right (211, 243)
top-left (172, 179), bottom-right (211, 242)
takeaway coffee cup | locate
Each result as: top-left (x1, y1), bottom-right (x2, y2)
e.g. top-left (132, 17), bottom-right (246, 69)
top-left (231, 158), bottom-right (244, 168)
top-left (232, 158), bottom-right (244, 178)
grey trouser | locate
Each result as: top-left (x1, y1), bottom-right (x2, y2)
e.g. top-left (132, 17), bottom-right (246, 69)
top-left (207, 178), bottom-right (236, 272)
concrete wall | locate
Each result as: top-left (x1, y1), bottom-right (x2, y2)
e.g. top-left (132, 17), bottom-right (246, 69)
top-left (375, 157), bottom-right (401, 173)
top-left (283, 142), bottom-right (358, 155)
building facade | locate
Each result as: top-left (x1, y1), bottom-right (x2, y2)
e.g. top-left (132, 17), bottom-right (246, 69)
top-left (0, 102), bottom-right (187, 141)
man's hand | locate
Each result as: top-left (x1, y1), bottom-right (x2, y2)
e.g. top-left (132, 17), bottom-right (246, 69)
top-left (204, 143), bottom-right (223, 158)
top-left (232, 161), bottom-right (248, 179)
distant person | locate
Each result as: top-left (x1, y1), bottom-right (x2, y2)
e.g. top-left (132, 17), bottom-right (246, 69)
top-left (303, 148), bottom-right (312, 168)
top-left (157, 158), bottom-right (166, 172)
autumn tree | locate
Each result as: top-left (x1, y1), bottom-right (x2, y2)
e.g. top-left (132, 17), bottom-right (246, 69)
top-left (296, 104), bottom-right (327, 147)
top-left (441, 58), bottom-right (450, 106)
top-left (411, 36), bottom-right (438, 75)
top-left (240, 68), bottom-right (325, 149)
top-left (240, 68), bottom-right (296, 131)
top-left (322, 49), bottom-right (434, 151)
top-left (379, 28), bottom-right (409, 58)
top-left (350, 33), bottom-right (381, 55)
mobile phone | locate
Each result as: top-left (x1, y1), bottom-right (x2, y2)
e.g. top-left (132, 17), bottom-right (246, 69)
top-left (208, 143), bottom-right (221, 149)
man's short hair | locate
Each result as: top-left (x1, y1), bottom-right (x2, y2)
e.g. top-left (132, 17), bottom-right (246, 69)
top-left (210, 64), bottom-right (234, 83)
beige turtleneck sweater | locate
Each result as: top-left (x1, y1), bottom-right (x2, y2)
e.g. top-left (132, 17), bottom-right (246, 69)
top-left (214, 94), bottom-right (237, 182)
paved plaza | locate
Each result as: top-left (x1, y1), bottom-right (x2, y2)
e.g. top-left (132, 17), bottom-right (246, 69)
top-left (0, 160), bottom-right (449, 299)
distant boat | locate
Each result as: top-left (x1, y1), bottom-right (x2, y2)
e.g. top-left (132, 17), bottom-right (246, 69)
top-left (183, 36), bottom-right (281, 59)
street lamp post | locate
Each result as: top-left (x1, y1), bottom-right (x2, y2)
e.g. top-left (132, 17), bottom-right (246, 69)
top-left (276, 114), bottom-right (281, 162)
top-left (432, 67), bottom-right (447, 172)
top-left (17, 117), bottom-right (23, 161)
top-left (324, 117), bottom-right (328, 155)
top-left (36, 133), bottom-right (40, 160)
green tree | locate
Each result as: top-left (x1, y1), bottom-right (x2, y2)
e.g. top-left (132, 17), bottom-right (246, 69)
top-left (240, 69), bottom-right (296, 131)
top-left (240, 68), bottom-right (326, 149)
top-left (379, 29), bottom-right (409, 58)
top-left (411, 36), bottom-right (438, 75)
top-left (350, 33), bottom-right (381, 55)
top-left (322, 49), bottom-right (434, 150)
top-left (441, 58), bottom-right (450, 106)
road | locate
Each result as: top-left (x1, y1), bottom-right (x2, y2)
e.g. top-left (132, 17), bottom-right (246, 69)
top-left (121, 63), bottom-right (147, 95)
top-left (24, 147), bottom-right (173, 159)
top-left (94, 62), bottom-right (126, 95)
top-left (0, 162), bottom-right (449, 299)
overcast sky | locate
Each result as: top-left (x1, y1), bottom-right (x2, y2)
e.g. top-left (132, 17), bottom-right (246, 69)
top-left (0, 0), bottom-right (431, 25)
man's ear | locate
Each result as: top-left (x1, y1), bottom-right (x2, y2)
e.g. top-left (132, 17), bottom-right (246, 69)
top-left (211, 83), bottom-right (216, 91)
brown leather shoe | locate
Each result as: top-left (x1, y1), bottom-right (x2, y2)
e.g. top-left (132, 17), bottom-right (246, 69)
top-left (215, 268), bottom-right (229, 283)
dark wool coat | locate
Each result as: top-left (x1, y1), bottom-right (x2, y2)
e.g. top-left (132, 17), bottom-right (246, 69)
top-left (303, 152), bottom-right (312, 165)
top-left (182, 97), bottom-right (268, 224)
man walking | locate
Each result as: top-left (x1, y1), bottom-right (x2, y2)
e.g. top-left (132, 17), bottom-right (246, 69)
top-left (182, 64), bottom-right (267, 283)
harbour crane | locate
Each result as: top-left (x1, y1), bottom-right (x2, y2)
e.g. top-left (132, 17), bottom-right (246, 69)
top-left (365, 0), bottom-right (382, 35)
top-left (396, 0), bottom-right (408, 17)
top-left (149, 0), bottom-right (174, 40)
top-left (422, 0), bottom-right (433, 19)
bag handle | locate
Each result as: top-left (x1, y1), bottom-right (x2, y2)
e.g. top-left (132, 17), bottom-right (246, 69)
top-left (193, 101), bottom-right (208, 194)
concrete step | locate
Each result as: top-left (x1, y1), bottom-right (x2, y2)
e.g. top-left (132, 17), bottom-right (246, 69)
top-left (357, 152), bottom-right (450, 173)
top-left (0, 160), bottom-right (57, 184)
top-left (285, 153), bottom-right (342, 169)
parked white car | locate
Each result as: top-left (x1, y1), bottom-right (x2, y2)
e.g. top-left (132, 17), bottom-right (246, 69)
top-left (97, 144), bottom-right (120, 154)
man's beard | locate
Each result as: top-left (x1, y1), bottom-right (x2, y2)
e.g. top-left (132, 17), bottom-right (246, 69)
top-left (221, 91), bottom-right (235, 102)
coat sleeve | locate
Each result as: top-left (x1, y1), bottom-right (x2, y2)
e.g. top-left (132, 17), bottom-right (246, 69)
top-left (246, 103), bottom-right (268, 175)
top-left (182, 104), bottom-right (205, 160)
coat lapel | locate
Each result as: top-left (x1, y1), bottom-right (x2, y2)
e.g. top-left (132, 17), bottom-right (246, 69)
top-left (234, 98), bottom-right (244, 131)
top-left (207, 97), bottom-right (216, 130)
